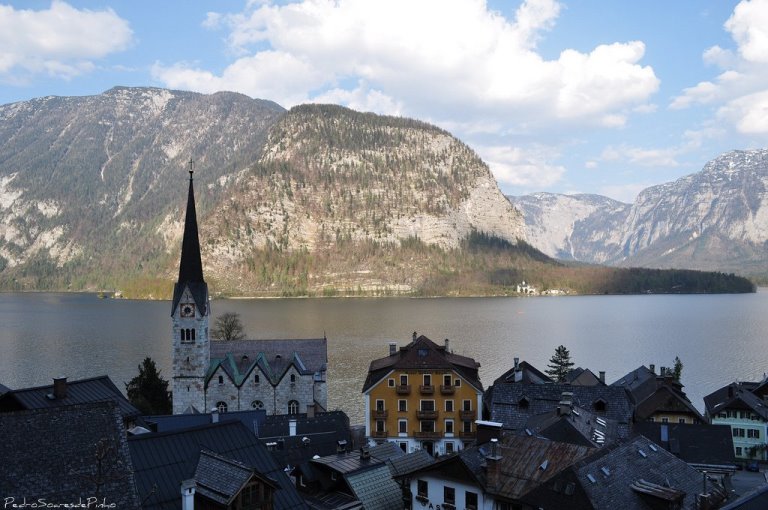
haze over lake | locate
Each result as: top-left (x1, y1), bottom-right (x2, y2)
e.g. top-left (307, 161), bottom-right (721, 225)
top-left (1, 291), bottom-right (765, 424)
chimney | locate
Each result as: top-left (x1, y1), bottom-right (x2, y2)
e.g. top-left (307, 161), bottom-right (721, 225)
top-left (388, 342), bottom-right (397, 356)
top-left (360, 446), bottom-right (370, 460)
top-left (289, 419), bottom-right (297, 437)
top-left (307, 403), bottom-right (316, 418)
top-left (649, 364), bottom-right (655, 374)
top-left (485, 438), bottom-right (502, 491)
top-left (53, 377), bottom-right (67, 399)
top-left (211, 408), bottom-right (219, 423)
top-left (444, 338), bottom-right (450, 352)
top-left (599, 371), bottom-right (606, 384)
top-left (337, 440), bottom-right (348, 454)
top-left (412, 331), bottom-right (417, 342)
top-left (181, 479), bottom-right (196, 510)
top-left (514, 357), bottom-right (520, 371)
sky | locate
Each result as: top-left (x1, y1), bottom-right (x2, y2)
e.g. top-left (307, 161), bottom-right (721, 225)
top-left (1, 0), bottom-right (767, 203)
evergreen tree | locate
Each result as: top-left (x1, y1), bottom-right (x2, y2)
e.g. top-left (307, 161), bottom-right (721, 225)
top-left (672, 356), bottom-right (683, 381)
top-left (211, 312), bottom-right (246, 341)
top-left (546, 345), bottom-right (575, 382)
top-left (125, 357), bottom-right (171, 415)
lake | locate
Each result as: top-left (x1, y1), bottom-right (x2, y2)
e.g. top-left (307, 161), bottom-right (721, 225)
top-left (1, 291), bottom-right (766, 425)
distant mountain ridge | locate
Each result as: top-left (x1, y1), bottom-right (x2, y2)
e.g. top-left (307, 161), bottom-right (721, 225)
top-left (0, 87), bottom-right (526, 295)
top-left (510, 149), bottom-right (768, 277)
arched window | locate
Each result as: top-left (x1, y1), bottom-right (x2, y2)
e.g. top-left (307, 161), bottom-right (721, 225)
top-left (290, 374), bottom-right (296, 383)
top-left (218, 375), bottom-right (224, 384)
top-left (251, 400), bottom-right (264, 410)
top-left (254, 374), bottom-right (260, 384)
top-left (288, 400), bottom-right (299, 414)
top-left (216, 401), bottom-right (228, 413)
top-left (190, 328), bottom-right (195, 341)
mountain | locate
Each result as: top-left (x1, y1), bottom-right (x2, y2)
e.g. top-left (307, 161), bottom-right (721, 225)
top-left (510, 149), bottom-right (768, 277)
top-left (0, 87), bottom-right (527, 296)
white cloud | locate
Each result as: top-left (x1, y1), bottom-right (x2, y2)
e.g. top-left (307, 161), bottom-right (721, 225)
top-left (600, 144), bottom-right (681, 167)
top-left (477, 144), bottom-right (566, 188)
top-left (672, 0), bottom-right (768, 136)
top-left (597, 183), bottom-right (648, 203)
top-left (154, 0), bottom-right (658, 130)
top-left (0, 1), bottom-right (132, 80)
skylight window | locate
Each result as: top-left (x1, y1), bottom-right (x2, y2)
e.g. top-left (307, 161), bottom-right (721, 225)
top-left (601, 466), bottom-right (610, 477)
top-left (587, 474), bottom-right (596, 484)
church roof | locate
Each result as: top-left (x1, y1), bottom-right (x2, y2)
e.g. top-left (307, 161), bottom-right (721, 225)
top-left (172, 170), bottom-right (207, 317)
top-left (208, 338), bottom-right (328, 387)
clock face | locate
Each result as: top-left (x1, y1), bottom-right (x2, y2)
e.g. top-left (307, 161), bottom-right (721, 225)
top-left (180, 303), bottom-right (195, 318)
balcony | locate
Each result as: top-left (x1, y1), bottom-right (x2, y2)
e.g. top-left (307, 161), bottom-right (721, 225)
top-left (460, 409), bottom-right (476, 420)
top-left (371, 409), bottom-right (388, 419)
top-left (416, 409), bottom-right (438, 420)
top-left (419, 385), bottom-right (435, 395)
top-left (459, 430), bottom-right (476, 439)
top-left (440, 385), bottom-right (455, 395)
top-left (371, 430), bottom-right (388, 438)
top-left (414, 430), bottom-right (441, 439)
top-left (396, 385), bottom-right (411, 395)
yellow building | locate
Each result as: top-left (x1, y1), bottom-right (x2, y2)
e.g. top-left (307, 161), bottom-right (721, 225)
top-left (362, 334), bottom-right (484, 456)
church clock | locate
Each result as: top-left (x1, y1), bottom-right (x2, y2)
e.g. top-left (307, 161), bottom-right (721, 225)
top-left (180, 303), bottom-right (195, 318)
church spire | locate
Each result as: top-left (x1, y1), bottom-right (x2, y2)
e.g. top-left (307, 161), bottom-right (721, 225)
top-left (178, 167), bottom-right (204, 284)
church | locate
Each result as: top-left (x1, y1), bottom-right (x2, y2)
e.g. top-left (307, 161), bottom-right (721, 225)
top-left (171, 169), bottom-right (328, 415)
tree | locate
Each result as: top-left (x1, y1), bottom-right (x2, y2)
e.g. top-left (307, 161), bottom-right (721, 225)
top-left (211, 312), bottom-right (246, 341)
top-left (546, 345), bottom-right (575, 382)
top-left (672, 355), bottom-right (683, 381)
top-left (125, 357), bottom-right (171, 415)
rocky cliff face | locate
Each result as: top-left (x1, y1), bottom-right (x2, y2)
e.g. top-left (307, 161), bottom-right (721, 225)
top-left (511, 149), bottom-right (768, 275)
top-left (0, 89), bottom-right (525, 294)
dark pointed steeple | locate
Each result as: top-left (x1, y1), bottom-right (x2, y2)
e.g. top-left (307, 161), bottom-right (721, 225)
top-left (171, 165), bottom-right (208, 316)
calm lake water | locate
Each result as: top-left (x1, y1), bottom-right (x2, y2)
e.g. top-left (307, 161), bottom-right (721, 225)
top-left (1, 291), bottom-right (766, 425)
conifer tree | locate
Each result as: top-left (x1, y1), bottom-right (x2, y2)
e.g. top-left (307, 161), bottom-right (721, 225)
top-left (125, 357), bottom-right (171, 415)
top-left (546, 345), bottom-right (575, 382)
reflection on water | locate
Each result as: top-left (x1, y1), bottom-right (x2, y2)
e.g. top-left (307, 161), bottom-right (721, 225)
top-left (1, 291), bottom-right (766, 425)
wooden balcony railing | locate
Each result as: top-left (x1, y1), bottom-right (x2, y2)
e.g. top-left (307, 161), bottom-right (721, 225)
top-left (413, 430), bottom-right (441, 439)
top-left (371, 409), bottom-right (388, 419)
top-left (419, 385), bottom-right (435, 395)
top-left (416, 409), bottom-right (438, 420)
top-left (396, 385), bottom-right (411, 395)
top-left (460, 409), bottom-right (476, 420)
top-left (371, 430), bottom-right (388, 438)
top-left (440, 385), bottom-right (456, 395)
top-left (459, 430), bottom-right (476, 438)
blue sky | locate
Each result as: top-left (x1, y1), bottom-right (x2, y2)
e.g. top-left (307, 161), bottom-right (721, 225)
top-left (1, 0), bottom-right (766, 203)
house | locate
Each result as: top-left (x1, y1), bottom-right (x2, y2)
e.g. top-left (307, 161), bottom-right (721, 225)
top-left (362, 334), bottom-right (484, 456)
top-left (171, 169), bottom-right (327, 416)
top-left (632, 422), bottom-right (736, 475)
top-left (523, 435), bottom-right (727, 510)
top-left (404, 434), bottom-right (594, 510)
top-left (0, 375), bottom-right (141, 426)
top-left (524, 400), bottom-right (622, 448)
top-left (612, 365), bottom-right (702, 424)
top-left (484, 371), bottom-right (634, 439)
top-left (128, 420), bottom-right (306, 509)
top-left (564, 367), bottom-right (606, 386)
top-left (0, 401), bottom-right (140, 508)
top-left (293, 442), bottom-right (407, 509)
top-left (704, 380), bottom-right (768, 460)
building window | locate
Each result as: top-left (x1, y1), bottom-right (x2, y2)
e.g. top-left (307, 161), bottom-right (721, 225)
top-left (445, 400), bottom-right (454, 412)
top-left (288, 400), bottom-right (299, 414)
top-left (444, 486), bottom-right (456, 506)
top-left (445, 420), bottom-right (454, 434)
top-left (424, 374), bottom-right (432, 386)
top-left (400, 374), bottom-right (408, 385)
top-left (216, 401), bottom-right (228, 413)
top-left (421, 400), bottom-right (435, 411)
top-left (218, 375), bottom-right (224, 384)
top-left (376, 399), bottom-right (385, 411)
top-left (388, 378), bottom-right (395, 387)
top-left (462, 399), bottom-right (472, 411)
top-left (290, 374), bottom-right (296, 383)
top-left (444, 374), bottom-right (452, 386)
top-left (190, 329), bottom-right (195, 341)
top-left (421, 420), bottom-right (435, 433)
top-left (254, 374), bottom-right (260, 384)
top-left (418, 348), bottom-right (429, 357)
top-left (748, 429), bottom-right (761, 439)
top-left (463, 420), bottom-right (472, 433)
top-left (454, 379), bottom-right (461, 387)
top-left (399, 399), bottom-right (407, 412)
top-left (594, 400), bottom-right (607, 412)
top-left (376, 420), bottom-right (385, 433)
top-left (399, 419), bottom-right (408, 434)
top-left (466, 491), bottom-right (478, 510)
top-left (445, 441), bottom-right (455, 454)
top-left (251, 400), bottom-right (264, 410)
top-left (736, 447), bottom-right (743, 456)
top-left (661, 417), bottom-right (669, 423)
top-left (679, 418), bottom-right (686, 424)
top-left (734, 428), bottom-right (746, 438)
top-left (417, 480), bottom-right (428, 498)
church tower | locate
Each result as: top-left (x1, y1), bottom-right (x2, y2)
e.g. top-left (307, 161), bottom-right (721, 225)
top-left (171, 168), bottom-right (210, 414)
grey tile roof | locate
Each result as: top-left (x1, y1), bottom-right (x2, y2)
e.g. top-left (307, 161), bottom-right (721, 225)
top-left (129, 420), bottom-right (306, 510)
top-left (345, 464), bottom-right (404, 510)
top-left (386, 450), bottom-right (435, 477)
top-left (0, 382), bottom-right (10, 395)
top-left (524, 405), bottom-right (621, 448)
top-left (573, 435), bottom-right (714, 510)
top-left (632, 422), bottom-right (736, 467)
top-left (142, 408), bottom-right (266, 434)
top-left (194, 449), bottom-right (273, 506)
top-left (0, 375), bottom-right (140, 420)
top-left (704, 382), bottom-right (768, 420)
top-left (721, 483), bottom-right (768, 510)
top-left (611, 365), bottom-right (657, 403)
top-left (485, 382), bottom-right (634, 438)
top-left (0, 401), bottom-right (140, 509)
top-left (209, 337), bottom-right (327, 386)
